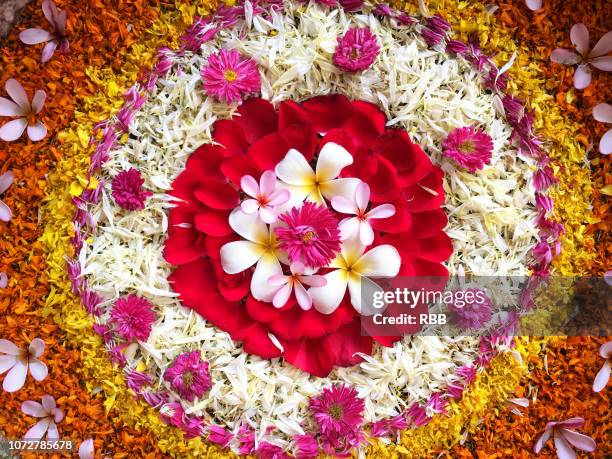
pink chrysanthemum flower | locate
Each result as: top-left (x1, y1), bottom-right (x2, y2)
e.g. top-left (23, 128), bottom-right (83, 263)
top-left (163, 351), bottom-right (212, 402)
top-left (333, 27), bottom-right (380, 73)
top-left (309, 384), bottom-right (364, 436)
top-left (442, 126), bottom-right (493, 173)
top-left (201, 49), bottom-right (261, 104)
top-left (275, 202), bottom-right (341, 269)
top-left (110, 294), bottom-right (156, 342)
top-left (449, 288), bottom-right (493, 330)
top-left (111, 168), bottom-right (152, 211)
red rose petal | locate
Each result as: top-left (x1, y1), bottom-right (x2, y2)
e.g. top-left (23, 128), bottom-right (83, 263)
top-left (249, 131), bottom-right (291, 171)
top-left (193, 181), bottom-right (239, 209)
top-left (403, 167), bottom-right (445, 212)
top-left (301, 94), bottom-right (353, 133)
top-left (164, 228), bottom-right (207, 265)
top-left (278, 99), bottom-right (310, 128)
top-left (374, 130), bottom-right (432, 185)
top-left (235, 98), bottom-right (278, 143)
top-left (220, 153), bottom-right (261, 186)
top-left (186, 144), bottom-right (227, 181)
top-left (407, 209), bottom-right (448, 239)
top-left (168, 258), bottom-right (217, 305)
top-left (324, 320), bottom-right (372, 366)
top-left (194, 208), bottom-right (232, 236)
top-left (283, 337), bottom-right (335, 377)
top-left (246, 296), bottom-right (284, 323)
top-left (342, 100), bottom-right (387, 148)
top-left (370, 200), bottom-right (412, 233)
top-left (418, 232), bottom-right (453, 262)
top-left (212, 119), bottom-right (249, 156)
top-left (367, 155), bottom-right (402, 202)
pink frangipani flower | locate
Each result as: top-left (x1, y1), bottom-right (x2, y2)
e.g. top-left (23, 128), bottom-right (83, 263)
top-left (201, 49), bottom-right (261, 104)
top-left (0, 338), bottom-right (48, 392)
top-left (593, 103), bottom-right (612, 155)
top-left (240, 171), bottom-right (290, 223)
top-left (550, 24), bottom-right (612, 89)
top-left (0, 79), bottom-right (47, 142)
top-left (22, 395), bottom-right (64, 440)
top-left (593, 341), bottom-right (611, 392)
top-left (78, 438), bottom-right (95, 459)
top-left (525, 0), bottom-right (542, 11)
top-left (19, 0), bottom-right (69, 63)
top-left (331, 181), bottom-right (395, 246)
top-left (268, 262), bottom-right (326, 310)
top-left (0, 170), bottom-right (14, 222)
top-left (534, 417), bottom-right (596, 459)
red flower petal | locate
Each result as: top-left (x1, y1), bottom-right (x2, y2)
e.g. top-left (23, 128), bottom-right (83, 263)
top-left (194, 208), bottom-right (232, 236)
top-left (186, 144), bottom-right (227, 181)
top-left (239, 324), bottom-right (283, 359)
top-left (324, 320), bottom-right (372, 366)
top-left (168, 258), bottom-right (218, 306)
top-left (280, 123), bottom-right (316, 160)
top-left (301, 94), bottom-right (354, 132)
top-left (249, 131), bottom-right (292, 171)
top-left (283, 337), bottom-right (335, 377)
top-left (220, 153), bottom-right (261, 186)
top-left (246, 296), bottom-right (284, 323)
top-left (341, 100), bottom-right (386, 148)
top-left (194, 181), bottom-right (239, 209)
top-left (235, 98), bottom-right (278, 143)
top-left (374, 130), bottom-right (432, 186)
top-left (418, 232), bottom-right (453, 262)
top-left (164, 228), bottom-right (207, 265)
top-left (370, 200), bottom-right (412, 233)
top-left (407, 209), bottom-right (448, 239)
top-left (403, 167), bottom-right (445, 212)
top-left (278, 99), bottom-right (310, 128)
top-left (367, 156), bottom-right (402, 202)
top-left (212, 119), bottom-right (249, 156)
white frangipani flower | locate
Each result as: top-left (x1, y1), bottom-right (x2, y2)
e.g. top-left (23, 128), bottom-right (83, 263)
top-left (220, 209), bottom-right (282, 302)
top-left (332, 181), bottom-right (396, 246)
top-left (274, 142), bottom-right (360, 206)
top-left (309, 240), bottom-right (401, 314)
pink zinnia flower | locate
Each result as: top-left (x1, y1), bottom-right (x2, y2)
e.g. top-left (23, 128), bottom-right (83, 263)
top-left (449, 288), bottom-right (493, 330)
top-left (333, 27), bottom-right (380, 73)
top-left (442, 126), bottom-right (493, 173)
top-left (240, 171), bottom-right (290, 223)
top-left (201, 49), bottom-right (261, 104)
top-left (593, 341), bottom-right (611, 392)
top-left (534, 417), bottom-right (596, 458)
top-left (163, 351), bottom-right (212, 402)
top-left (0, 338), bottom-right (47, 392)
top-left (22, 395), bottom-right (64, 440)
top-left (593, 103), bottom-right (612, 155)
top-left (0, 79), bottom-right (47, 142)
top-left (275, 202), bottom-right (341, 269)
top-left (309, 384), bottom-right (364, 436)
top-left (268, 262), bottom-right (326, 310)
top-left (550, 23), bottom-right (612, 89)
top-left (293, 434), bottom-right (318, 458)
top-left (0, 170), bottom-right (14, 222)
top-left (110, 294), bottom-right (157, 342)
top-left (19, 0), bottom-right (69, 63)
top-left (111, 168), bottom-right (152, 211)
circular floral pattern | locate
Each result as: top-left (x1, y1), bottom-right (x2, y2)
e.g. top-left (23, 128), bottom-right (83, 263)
top-left (71, 0), bottom-right (548, 454)
top-left (164, 95), bottom-right (451, 377)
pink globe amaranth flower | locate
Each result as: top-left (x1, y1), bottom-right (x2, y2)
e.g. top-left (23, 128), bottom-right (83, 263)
top-left (0, 338), bottom-right (48, 392)
top-left (110, 294), bottom-right (157, 342)
top-left (293, 434), bottom-right (318, 459)
top-left (111, 168), bottom-right (152, 211)
top-left (442, 126), bottom-right (493, 173)
top-left (309, 384), bottom-right (364, 436)
top-left (275, 202), bottom-right (341, 269)
top-left (201, 49), bottom-right (261, 104)
top-left (163, 351), bottom-right (212, 402)
top-left (333, 27), bottom-right (380, 73)
top-left (449, 288), bottom-right (493, 330)
top-left (19, 0), bottom-right (69, 63)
